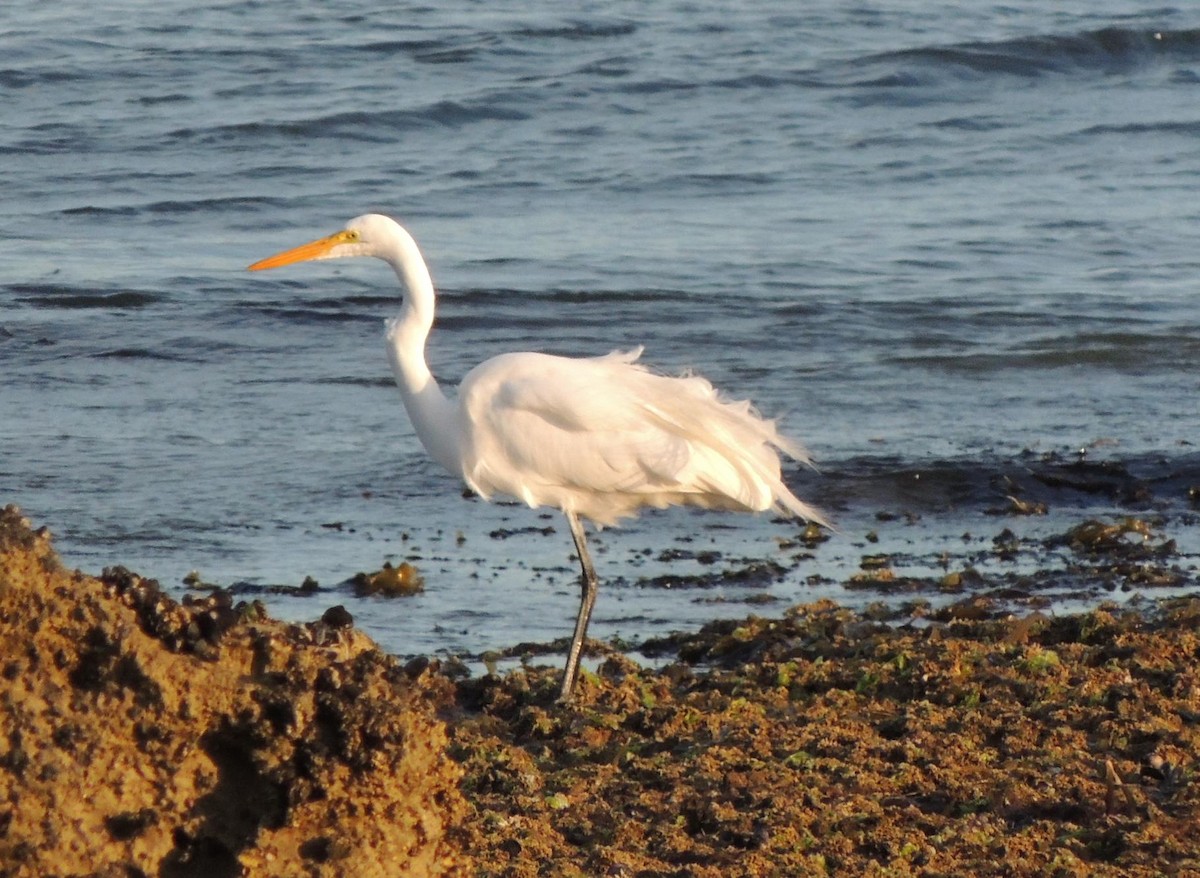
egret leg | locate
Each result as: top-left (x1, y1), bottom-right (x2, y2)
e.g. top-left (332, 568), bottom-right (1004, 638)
top-left (558, 510), bottom-right (599, 702)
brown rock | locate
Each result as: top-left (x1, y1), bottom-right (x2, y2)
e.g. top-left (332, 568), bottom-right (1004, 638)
top-left (0, 504), bottom-right (468, 877)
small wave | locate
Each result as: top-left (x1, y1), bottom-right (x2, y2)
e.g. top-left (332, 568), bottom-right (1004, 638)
top-left (93, 347), bottom-right (183, 361)
top-left (712, 72), bottom-right (815, 90)
top-left (616, 78), bottom-right (698, 95)
top-left (134, 93), bottom-right (190, 106)
top-left (0, 123), bottom-right (86, 155)
top-left (246, 305), bottom-right (378, 326)
top-left (143, 196), bottom-right (287, 216)
top-left (923, 115), bottom-right (1007, 132)
top-left (512, 21), bottom-right (637, 41)
top-left (1075, 120), bottom-right (1200, 138)
top-left (311, 376), bottom-right (394, 388)
top-left (664, 171), bottom-right (776, 188)
top-left (359, 36), bottom-right (495, 65)
top-left (63, 196), bottom-right (285, 218)
top-left (447, 287), bottom-right (688, 307)
top-left (837, 27), bottom-right (1200, 88)
top-left (172, 100), bottom-right (529, 145)
top-left (884, 331), bottom-right (1200, 374)
top-left (0, 68), bottom-right (88, 89)
top-left (548, 287), bottom-right (689, 305)
top-left (9, 285), bottom-right (160, 310)
top-left (361, 39), bottom-right (446, 55)
top-left (919, 27), bottom-right (1196, 73)
top-left (61, 205), bottom-right (139, 218)
top-left (361, 39), bottom-right (471, 62)
top-left (317, 294), bottom-right (398, 310)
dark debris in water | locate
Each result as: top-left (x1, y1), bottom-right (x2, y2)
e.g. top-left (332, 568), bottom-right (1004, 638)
top-left (815, 450), bottom-right (1200, 518)
top-left (808, 449), bottom-right (1200, 620)
top-left (185, 570), bottom-right (321, 597)
top-left (1050, 517), bottom-right (1160, 557)
top-left (489, 525), bottom-right (557, 540)
top-left (350, 561), bottom-right (425, 598)
top-left (636, 559), bottom-right (787, 591)
top-left (1027, 457), bottom-right (1156, 506)
top-left (655, 547), bottom-right (723, 564)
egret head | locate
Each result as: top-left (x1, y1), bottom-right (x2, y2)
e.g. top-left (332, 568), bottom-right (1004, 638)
top-left (248, 213), bottom-right (404, 270)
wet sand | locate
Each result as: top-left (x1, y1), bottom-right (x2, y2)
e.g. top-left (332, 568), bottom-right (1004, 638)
top-left (1, 503), bottom-right (1198, 877)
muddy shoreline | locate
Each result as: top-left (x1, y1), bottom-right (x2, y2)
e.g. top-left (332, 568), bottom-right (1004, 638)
top-left (2, 503), bottom-right (1198, 876)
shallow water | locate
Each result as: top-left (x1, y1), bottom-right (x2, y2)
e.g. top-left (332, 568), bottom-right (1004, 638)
top-left (3, 1), bottom-right (1199, 662)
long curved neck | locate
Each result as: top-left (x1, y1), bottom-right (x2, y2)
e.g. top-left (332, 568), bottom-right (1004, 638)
top-left (383, 232), bottom-right (462, 477)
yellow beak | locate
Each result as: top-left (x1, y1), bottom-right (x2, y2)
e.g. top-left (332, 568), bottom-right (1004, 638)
top-left (247, 230), bottom-right (355, 271)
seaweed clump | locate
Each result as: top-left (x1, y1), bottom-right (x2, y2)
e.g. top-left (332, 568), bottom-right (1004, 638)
top-left (448, 598), bottom-right (1200, 876)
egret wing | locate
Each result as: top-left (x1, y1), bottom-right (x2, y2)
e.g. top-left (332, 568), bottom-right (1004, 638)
top-left (459, 350), bottom-right (692, 501)
top-left (456, 348), bottom-right (824, 526)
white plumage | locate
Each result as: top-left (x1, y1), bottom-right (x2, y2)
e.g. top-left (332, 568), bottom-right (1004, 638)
top-left (458, 347), bottom-right (823, 527)
top-left (250, 213), bottom-right (825, 701)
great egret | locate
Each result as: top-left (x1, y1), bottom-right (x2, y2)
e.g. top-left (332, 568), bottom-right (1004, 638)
top-left (248, 214), bottom-right (826, 701)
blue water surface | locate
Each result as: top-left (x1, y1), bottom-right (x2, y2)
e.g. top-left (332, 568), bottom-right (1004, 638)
top-left (3, 1), bottom-right (1199, 662)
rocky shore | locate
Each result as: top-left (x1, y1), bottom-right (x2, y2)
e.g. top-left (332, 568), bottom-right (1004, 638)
top-left (1, 504), bottom-right (1197, 877)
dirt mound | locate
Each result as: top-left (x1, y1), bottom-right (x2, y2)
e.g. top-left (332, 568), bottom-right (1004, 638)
top-left (0, 505), bottom-right (469, 878)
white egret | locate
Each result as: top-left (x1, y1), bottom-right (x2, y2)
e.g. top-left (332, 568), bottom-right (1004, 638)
top-left (248, 214), bottom-right (826, 701)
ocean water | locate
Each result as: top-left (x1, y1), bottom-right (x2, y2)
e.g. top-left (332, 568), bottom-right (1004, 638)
top-left (3, 1), bottom-right (1199, 664)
